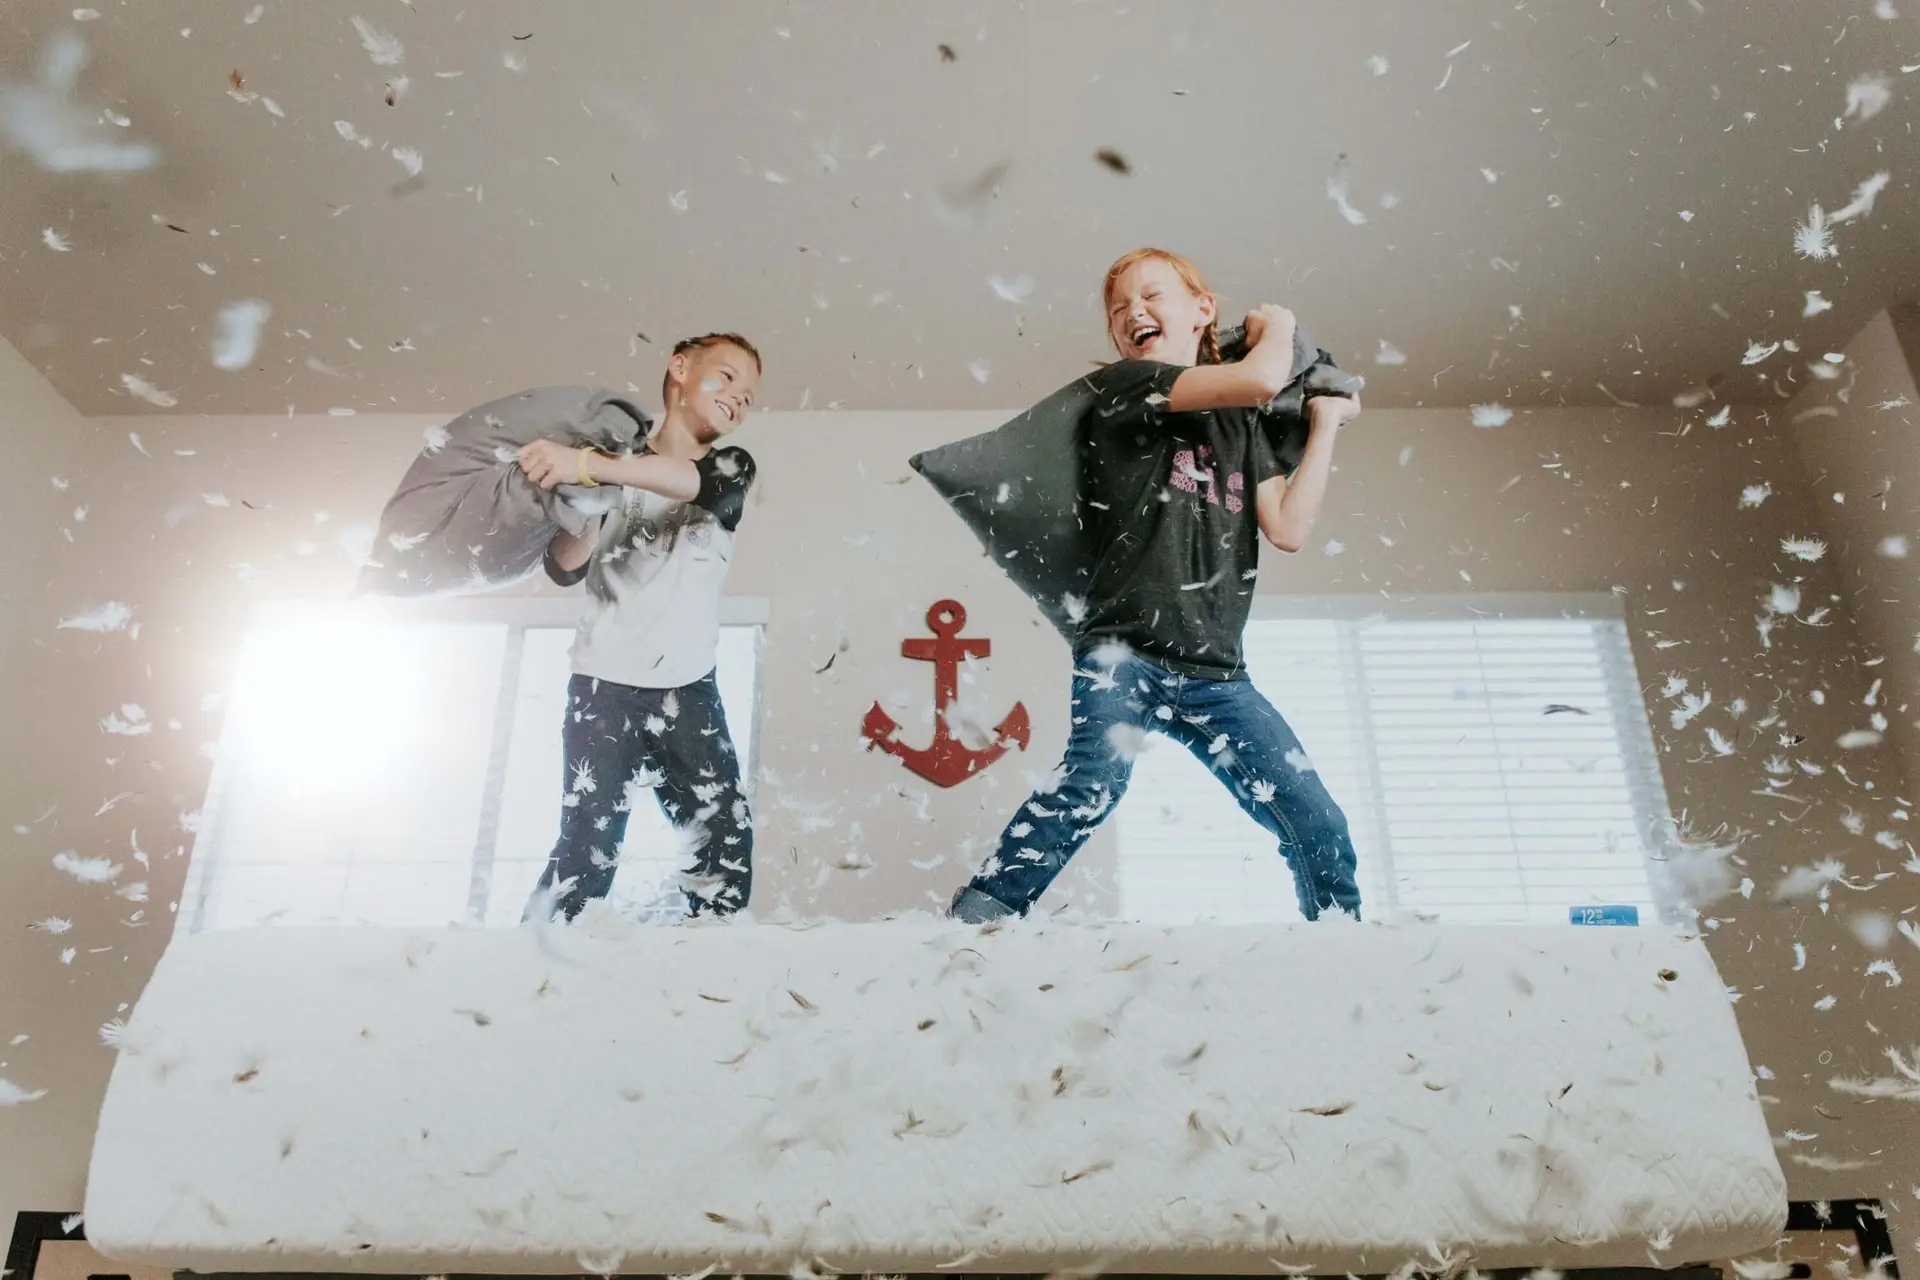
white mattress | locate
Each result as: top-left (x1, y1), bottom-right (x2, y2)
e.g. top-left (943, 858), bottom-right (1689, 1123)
top-left (86, 915), bottom-right (1787, 1275)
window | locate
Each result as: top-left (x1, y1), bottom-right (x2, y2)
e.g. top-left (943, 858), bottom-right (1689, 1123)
top-left (176, 598), bottom-right (764, 934)
top-left (1117, 595), bottom-right (1678, 926)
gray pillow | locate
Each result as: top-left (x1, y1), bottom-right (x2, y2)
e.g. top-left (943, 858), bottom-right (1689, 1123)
top-left (1217, 323), bottom-right (1366, 475)
top-left (909, 325), bottom-right (1360, 642)
top-left (357, 387), bottom-right (650, 597)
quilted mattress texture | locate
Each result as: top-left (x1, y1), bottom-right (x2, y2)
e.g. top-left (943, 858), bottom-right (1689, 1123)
top-left (86, 916), bottom-right (1787, 1275)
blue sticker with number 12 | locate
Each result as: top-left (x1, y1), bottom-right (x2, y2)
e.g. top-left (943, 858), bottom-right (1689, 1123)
top-left (1571, 905), bottom-right (1639, 926)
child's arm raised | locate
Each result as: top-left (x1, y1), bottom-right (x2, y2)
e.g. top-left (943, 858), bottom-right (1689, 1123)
top-left (543, 521), bottom-right (602, 585)
top-left (518, 439), bottom-right (700, 502)
top-left (1255, 394), bottom-right (1362, 552)
top-left (1165, 304), bottom-right (1299, 412)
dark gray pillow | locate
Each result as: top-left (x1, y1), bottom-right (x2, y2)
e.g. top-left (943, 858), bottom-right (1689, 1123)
top-left (1217, 323), bottom-right (1366, 475)
top-left (909, 326), bottom-right (1361, 641)
top-left (357, 387), bottom-right (650, 597)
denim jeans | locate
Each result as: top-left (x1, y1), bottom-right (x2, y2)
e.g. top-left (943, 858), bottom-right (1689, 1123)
top-left (525, 671), bottom-right (752, 922)
top-left (952, 650), bottom-right (1362, 921)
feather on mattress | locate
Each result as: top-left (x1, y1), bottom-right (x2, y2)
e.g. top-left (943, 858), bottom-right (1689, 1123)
top-left (85, 917), bottom-right (1786, 1275)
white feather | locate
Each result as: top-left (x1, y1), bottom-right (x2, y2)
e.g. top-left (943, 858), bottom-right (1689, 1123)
top-left (120, 373), bottom-right (177, 407)
top-left (57, 601), bottom-right (132, 632)
top-left (211, 299), bottom-right (270, 370)
top-left (53, 850), bottom-right (121, 883)
top-left (1831, 171), bottom-right (1890, 223)
top-left (101, 704), bottom-right (151, 736)
top-left (0, 1077), bottom-right (49, 1107)
top-left (0, 32), bottom-right (160, 173)
top-left (42, 226), bottom-right (69, 251)
top-left (351, 15), bottom-right (405, 66)
top-left (1793, 205), bottom-right (1835, 260)
top-left (390, 145), bottom-right (423, 177)
top-left (1781, 537), bottom-right (1825, 561)
top-left (1843, 75), bottom-right (1892, 122)
top-left (1469, 403), bottom-right (1512, 428)
top-left (1775, 860), bottom-right (1849, 901)
top-left (1325, 157), bottom-right (1369, 225)
top-left (989, 273), bottom-right (1034, 303)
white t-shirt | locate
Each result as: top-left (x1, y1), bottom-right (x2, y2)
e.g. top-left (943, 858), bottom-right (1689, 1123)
top-left (561, 451), bottom-right (753, 690)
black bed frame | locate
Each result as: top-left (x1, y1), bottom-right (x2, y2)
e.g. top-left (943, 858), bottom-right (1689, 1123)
top-left (6, 1201), bottom-right (1902, 1280)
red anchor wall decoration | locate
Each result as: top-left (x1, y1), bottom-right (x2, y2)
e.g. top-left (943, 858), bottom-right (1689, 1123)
top-left (861, 600), bottom-right (1030, 787)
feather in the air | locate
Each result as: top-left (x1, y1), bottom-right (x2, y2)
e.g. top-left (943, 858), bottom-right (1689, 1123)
top-left (351, 15), bottom-right (405, 66)
top-left (1325, 155), bottom-right (1368, 226)
top-left (57, 601), bottom-right (132, 632)
top-left (1843, 75), bottom-right (1892, 123)
top-left (1793, 205), bottom-right (1835, 261)
top-left (211, 299), bottom-right (270, 370)
top-left (53, 850), bottom-right (121, 883)
top-left (120, 373), bottom-right (177, 408)
top-left (989, 274), bottom-right (1034, 303)
top-left (0, 32), bottom-right (160, 173)
top-left (0, 1078), bottom-right (49, 1106)
top-left (1781, 537), bottom-right (1826, 561)
top-left (1830, 171), bottom-right (1890, 224)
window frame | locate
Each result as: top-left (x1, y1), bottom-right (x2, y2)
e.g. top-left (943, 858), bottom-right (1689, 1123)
top-left (177, 594), bottom-right (768, 936)
top-left (1116, 591), bottom-right (1683, 925)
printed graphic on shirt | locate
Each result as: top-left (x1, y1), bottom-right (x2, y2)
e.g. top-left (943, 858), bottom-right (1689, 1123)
top-left (607, 487), bottom-right (722, 566)
top-left (1167, 444), bottom-right (1247, 513)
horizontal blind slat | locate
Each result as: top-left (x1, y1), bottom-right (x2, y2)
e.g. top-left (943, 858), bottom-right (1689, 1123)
top-left (1121, 608), bottom-right (1665, 927)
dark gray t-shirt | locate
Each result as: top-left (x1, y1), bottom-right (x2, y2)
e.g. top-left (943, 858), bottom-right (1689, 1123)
top-left (1074, 360), bottom-right (1282, 681)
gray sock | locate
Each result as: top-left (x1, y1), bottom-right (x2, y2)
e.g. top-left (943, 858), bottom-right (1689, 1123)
top-left (948, 885), bottom-right (1017, 923)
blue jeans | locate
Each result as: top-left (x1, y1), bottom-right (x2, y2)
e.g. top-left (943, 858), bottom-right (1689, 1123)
top-left (953, 651), bottom-right (1362, 921)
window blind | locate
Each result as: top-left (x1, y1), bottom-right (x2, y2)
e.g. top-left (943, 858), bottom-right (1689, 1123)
top-left (1118, 606), bottom-right (1673, 926)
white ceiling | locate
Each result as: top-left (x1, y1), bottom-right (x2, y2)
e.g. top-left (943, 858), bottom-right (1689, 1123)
top-left (0, 0), bottom-right (1912, 416)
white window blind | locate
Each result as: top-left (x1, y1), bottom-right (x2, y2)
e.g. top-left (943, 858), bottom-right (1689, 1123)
top-left (1117, 599), bottom-right (1675, 926)
top-left (178, 605), bottom-right (763, 934)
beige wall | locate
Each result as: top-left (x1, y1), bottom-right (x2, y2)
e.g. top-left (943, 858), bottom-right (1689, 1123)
top-left (1788, 306), bottom-right (1920, 789)
top-left (0, 337), bottom-right (88, 672)
top-left (3, 383), bottom-right (1918, 1267)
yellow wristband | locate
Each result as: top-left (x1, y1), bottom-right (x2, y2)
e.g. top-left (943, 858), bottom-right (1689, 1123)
top-left (576, 447), bottom-right (599, 488)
